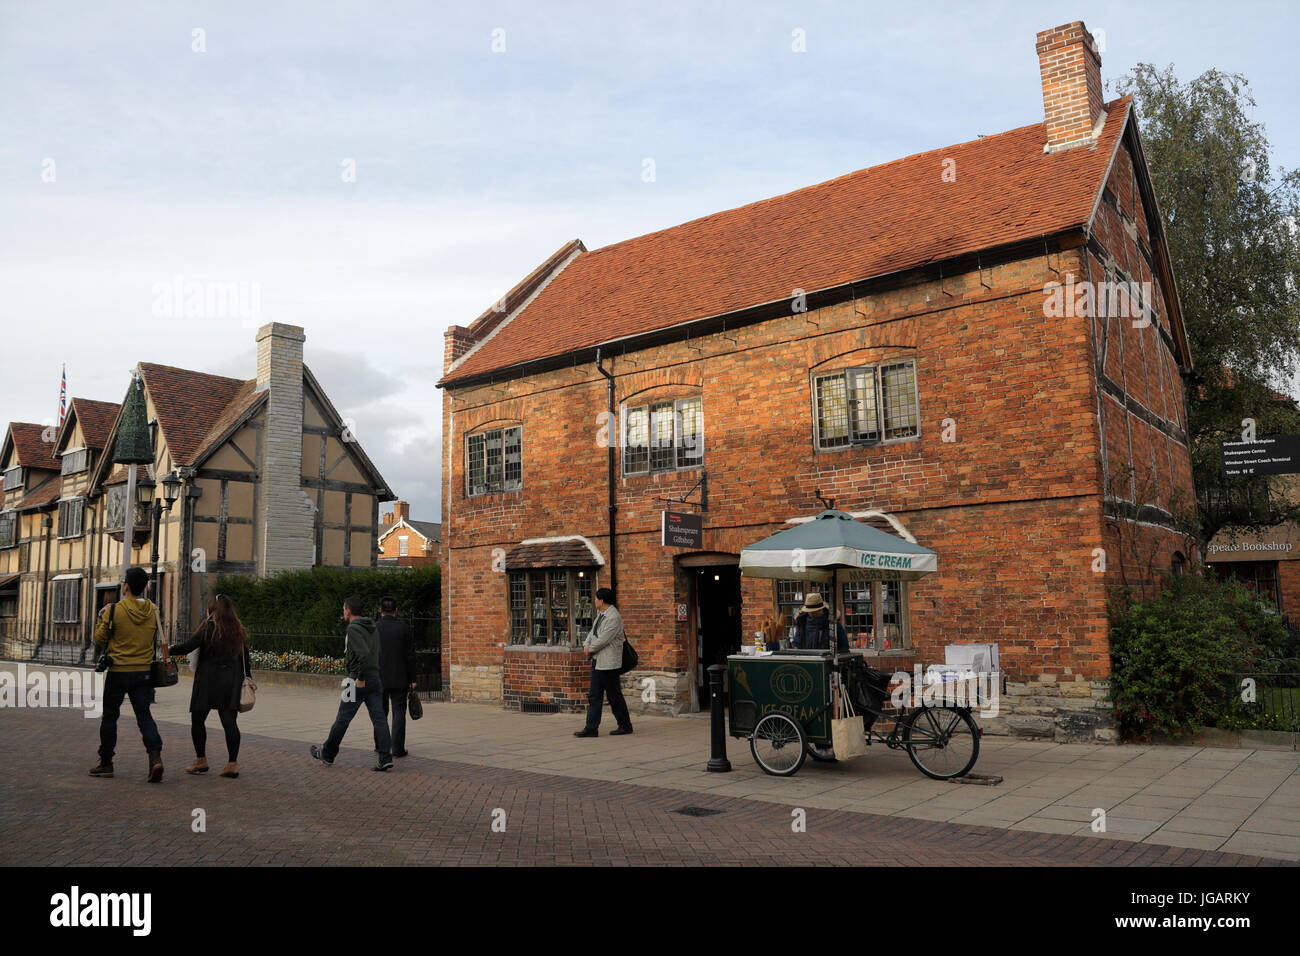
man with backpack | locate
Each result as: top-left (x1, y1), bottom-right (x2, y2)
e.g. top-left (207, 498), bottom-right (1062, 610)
top-left (88, 567), bottom-right (166, 783)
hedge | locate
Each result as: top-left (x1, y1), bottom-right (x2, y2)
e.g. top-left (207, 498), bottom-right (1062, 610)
top-left (212, 565), bottom-right (440, 640)
top-left (1108, 572), bottom-right (1289, 741)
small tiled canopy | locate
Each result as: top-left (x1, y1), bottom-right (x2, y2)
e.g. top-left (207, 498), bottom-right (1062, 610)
top-left (505, 538), bottom-right (603, 570)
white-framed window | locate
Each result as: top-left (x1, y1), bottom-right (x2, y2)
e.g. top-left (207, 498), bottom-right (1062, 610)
top-left (103, 485), bottom-right (127, 531)
top-left (841, 579), bottom-right (909, 649)
top-left (508, 568), bottom-right (597, 646)
top-left (813, 361), bottom-right (919, 451)
top-left (466, 425), bottom-right (522, 497)
top-left (61, 448), bottom-right (89, 476)
top-left (52, 576), bottom-right (83, 624)
top-left (57, 498), bottom-right (85, 539)
top-left (773, 578), bottom-right (911, 649)
top-left (398, 535), bottom-right (409, 557)
top-left (0, 511), bottom-right (15, 549)
top-left (622, 397), bottom-right (703, 475)
top-left (2, 467), bottom-right (23, 492)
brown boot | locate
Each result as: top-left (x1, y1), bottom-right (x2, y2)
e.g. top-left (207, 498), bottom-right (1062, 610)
top-left (219, 762), bottom-right (239, 778)
top-left (88, 759), bottom-right (114, 778)
top-left (147, 750), bottom-right (164, 783)
top-left (185, 758), bottom-right (209, 774)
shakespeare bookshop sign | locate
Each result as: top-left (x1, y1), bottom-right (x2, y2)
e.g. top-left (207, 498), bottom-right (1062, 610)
top-left (662, 510), bottom-right (702, 549)
top-left (1220, 436), bottom-right (1300, 477)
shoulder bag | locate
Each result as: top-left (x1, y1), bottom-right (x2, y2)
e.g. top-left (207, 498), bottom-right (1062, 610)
top-left (618, 637), bottom-right (639, 675)
top-left (239, 645), bottom-right (257, 713)
top-left (408, 687), bottom-right (423, 721)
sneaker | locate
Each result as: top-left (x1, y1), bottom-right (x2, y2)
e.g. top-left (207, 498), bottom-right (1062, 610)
top-left (573, 728), bottom-right (598, 738)
top-left (610, 726), bottom-right (634, 736)
top-left (88, 760), bottom-right (114, 778)
top-left (309, 745), bottom-right (333, 767)
top-left (372, 760), bottom-right (394, 772)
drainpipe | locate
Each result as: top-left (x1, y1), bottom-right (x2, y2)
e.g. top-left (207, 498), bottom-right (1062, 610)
top-left (595, 349), bottom-right (617, 594)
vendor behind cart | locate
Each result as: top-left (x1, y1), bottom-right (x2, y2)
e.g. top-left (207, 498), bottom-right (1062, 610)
top-left (791, 592), bottom-right (849, 651)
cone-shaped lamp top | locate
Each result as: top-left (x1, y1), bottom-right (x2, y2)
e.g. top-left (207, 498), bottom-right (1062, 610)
top-left (113, 376), bottom-right (154, 465)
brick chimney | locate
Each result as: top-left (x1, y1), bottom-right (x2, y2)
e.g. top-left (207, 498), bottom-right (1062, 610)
top-left (1036, 21), bottom-right (1104, 152)
top-left (393, 500), bottom-right (410, 521)
top-left (254, 322), bottom-right (314, 574)
top-left (444, 325), bottom-right (475, 373)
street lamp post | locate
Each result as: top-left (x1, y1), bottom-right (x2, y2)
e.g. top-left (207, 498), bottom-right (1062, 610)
top-left (147, 471), bottom-right (183, 631)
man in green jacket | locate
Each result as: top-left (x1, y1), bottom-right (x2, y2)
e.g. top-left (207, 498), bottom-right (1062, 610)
top-left (88, 567), bottom-right (165, 782)
top-left (310, 595), bottom-right (394, 771)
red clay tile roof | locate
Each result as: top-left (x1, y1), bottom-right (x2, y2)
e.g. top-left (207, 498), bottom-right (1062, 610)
top-left (505, 537), bottom-right (604, 569)
top-left (70, 398), bottom-right (121, 450)
top-left (7, 423), bottom-right (60, 471)
top-left (103, 464), bottom-right (149, 488)
top-left (187, 381), bottom-right (266, 466)
top-left (139, 363), bottom-right (252, 467)
top-left (442, 99), bottom-right (1132, 385)
top-left (16, 475), bottom-right (61, 511)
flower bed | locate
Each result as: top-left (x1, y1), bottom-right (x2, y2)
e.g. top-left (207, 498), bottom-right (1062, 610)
top-left (249, 649), bottom-right (346, 675)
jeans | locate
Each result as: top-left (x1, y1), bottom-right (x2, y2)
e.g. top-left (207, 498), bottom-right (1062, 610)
top-left (99, 670), bottom-right (163, 761)
top-left (322, 672), bottom-right (392, 763)
top-left (383, 689), bottom-right (408, 755)
top-left (584, 665), bottom-right (631, 730)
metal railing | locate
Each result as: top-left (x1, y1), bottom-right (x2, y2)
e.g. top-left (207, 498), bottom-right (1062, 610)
top-left (1229, 658), bottom-right (1300, 742)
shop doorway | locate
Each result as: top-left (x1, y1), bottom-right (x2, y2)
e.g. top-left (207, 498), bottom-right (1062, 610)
top-left (693, 564), bottom-right (742, 708)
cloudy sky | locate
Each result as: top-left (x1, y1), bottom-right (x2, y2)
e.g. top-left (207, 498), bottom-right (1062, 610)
top-left (1, 0), bottom-right (1296, 519)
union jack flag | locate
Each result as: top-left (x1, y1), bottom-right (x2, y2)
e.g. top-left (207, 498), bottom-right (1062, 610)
top-left (59, 365), bottom-right (66, 425)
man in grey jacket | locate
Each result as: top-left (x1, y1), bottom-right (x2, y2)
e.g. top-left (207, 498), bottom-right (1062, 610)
top-left (574, 588), bottom-right (633, 737)
top-left (310, 595), bottom-right (394, 771)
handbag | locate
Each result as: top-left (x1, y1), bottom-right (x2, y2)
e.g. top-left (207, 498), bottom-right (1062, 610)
top-left (830, 676), bottom-right (869, 760)
top-left (239, 648), bottom-right (257, 713)
top-left (149, 608), bottom-right (179, 688)
top-left (618, 639), bottom-right (639, 675)
top-left (408, 689), bottom-right (423, 721)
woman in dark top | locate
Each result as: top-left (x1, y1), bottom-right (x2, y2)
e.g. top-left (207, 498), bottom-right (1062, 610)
top-left (168, 594), bottom-right (251, 778)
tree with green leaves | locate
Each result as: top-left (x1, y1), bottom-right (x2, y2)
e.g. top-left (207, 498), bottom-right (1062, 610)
top-left (1112, 65), bottom-right (1300, 541)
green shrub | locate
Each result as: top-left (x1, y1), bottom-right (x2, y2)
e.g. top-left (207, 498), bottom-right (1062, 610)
top-left (1108, 573), bottom-right (1288, 741)
top-left (213, 565), bottom-right (440, 637)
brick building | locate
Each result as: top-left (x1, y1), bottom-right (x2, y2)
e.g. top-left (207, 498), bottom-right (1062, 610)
top-left (0, 323), bottom-right (395, 656)
top-left (436, 21), bottom-right (1196, 741)
top-left (378, 500), bottom-right (440, 567)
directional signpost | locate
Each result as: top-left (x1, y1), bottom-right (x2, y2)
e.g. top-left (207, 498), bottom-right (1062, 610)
top-left (1220, 436), bottom-right (1300, 478)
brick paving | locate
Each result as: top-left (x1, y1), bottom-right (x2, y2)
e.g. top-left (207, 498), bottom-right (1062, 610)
top-left (0, 705), bottom-right (1291, 867)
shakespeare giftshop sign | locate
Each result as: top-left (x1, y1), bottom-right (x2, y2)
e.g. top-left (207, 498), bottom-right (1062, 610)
top-left (662, 510), bottom-right (703, 549)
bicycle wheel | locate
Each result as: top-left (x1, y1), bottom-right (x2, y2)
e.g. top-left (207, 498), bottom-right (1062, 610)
top-left (750, 712), bottom-right (808, 776)
top-left (902, 706), bottom-right (979, 780)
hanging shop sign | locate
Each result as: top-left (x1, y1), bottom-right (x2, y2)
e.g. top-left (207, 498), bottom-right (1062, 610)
top-left (662, 510), bottom-right (702, 549)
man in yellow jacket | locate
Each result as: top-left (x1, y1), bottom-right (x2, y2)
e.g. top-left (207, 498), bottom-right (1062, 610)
top-left (89, 567), bottom-right (165, 782)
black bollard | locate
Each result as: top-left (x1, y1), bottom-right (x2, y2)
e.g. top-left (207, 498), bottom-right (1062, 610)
top-left (706, 664), bottom-right (731, 773)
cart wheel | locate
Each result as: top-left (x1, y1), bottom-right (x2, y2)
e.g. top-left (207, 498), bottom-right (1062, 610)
top-left (750, 712), bottom-right (807, 776)
top-left (806, 744), bottom-right (837, 762)
top-left (902, 706), bottom-right (979, 780)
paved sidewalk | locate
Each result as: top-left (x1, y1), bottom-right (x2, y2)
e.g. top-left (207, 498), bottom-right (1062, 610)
top-left (6, 664), bottom-right (1300, 862)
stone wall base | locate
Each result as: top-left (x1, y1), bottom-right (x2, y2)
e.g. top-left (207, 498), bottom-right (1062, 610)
top-left (974, 676), bottom-right (1117, 744)
top-left (450, 663), bottom-right (503, 702)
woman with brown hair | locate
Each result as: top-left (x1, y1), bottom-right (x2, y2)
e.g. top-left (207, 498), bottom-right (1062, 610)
top-left (168, 594), bottom-right (252, 778)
